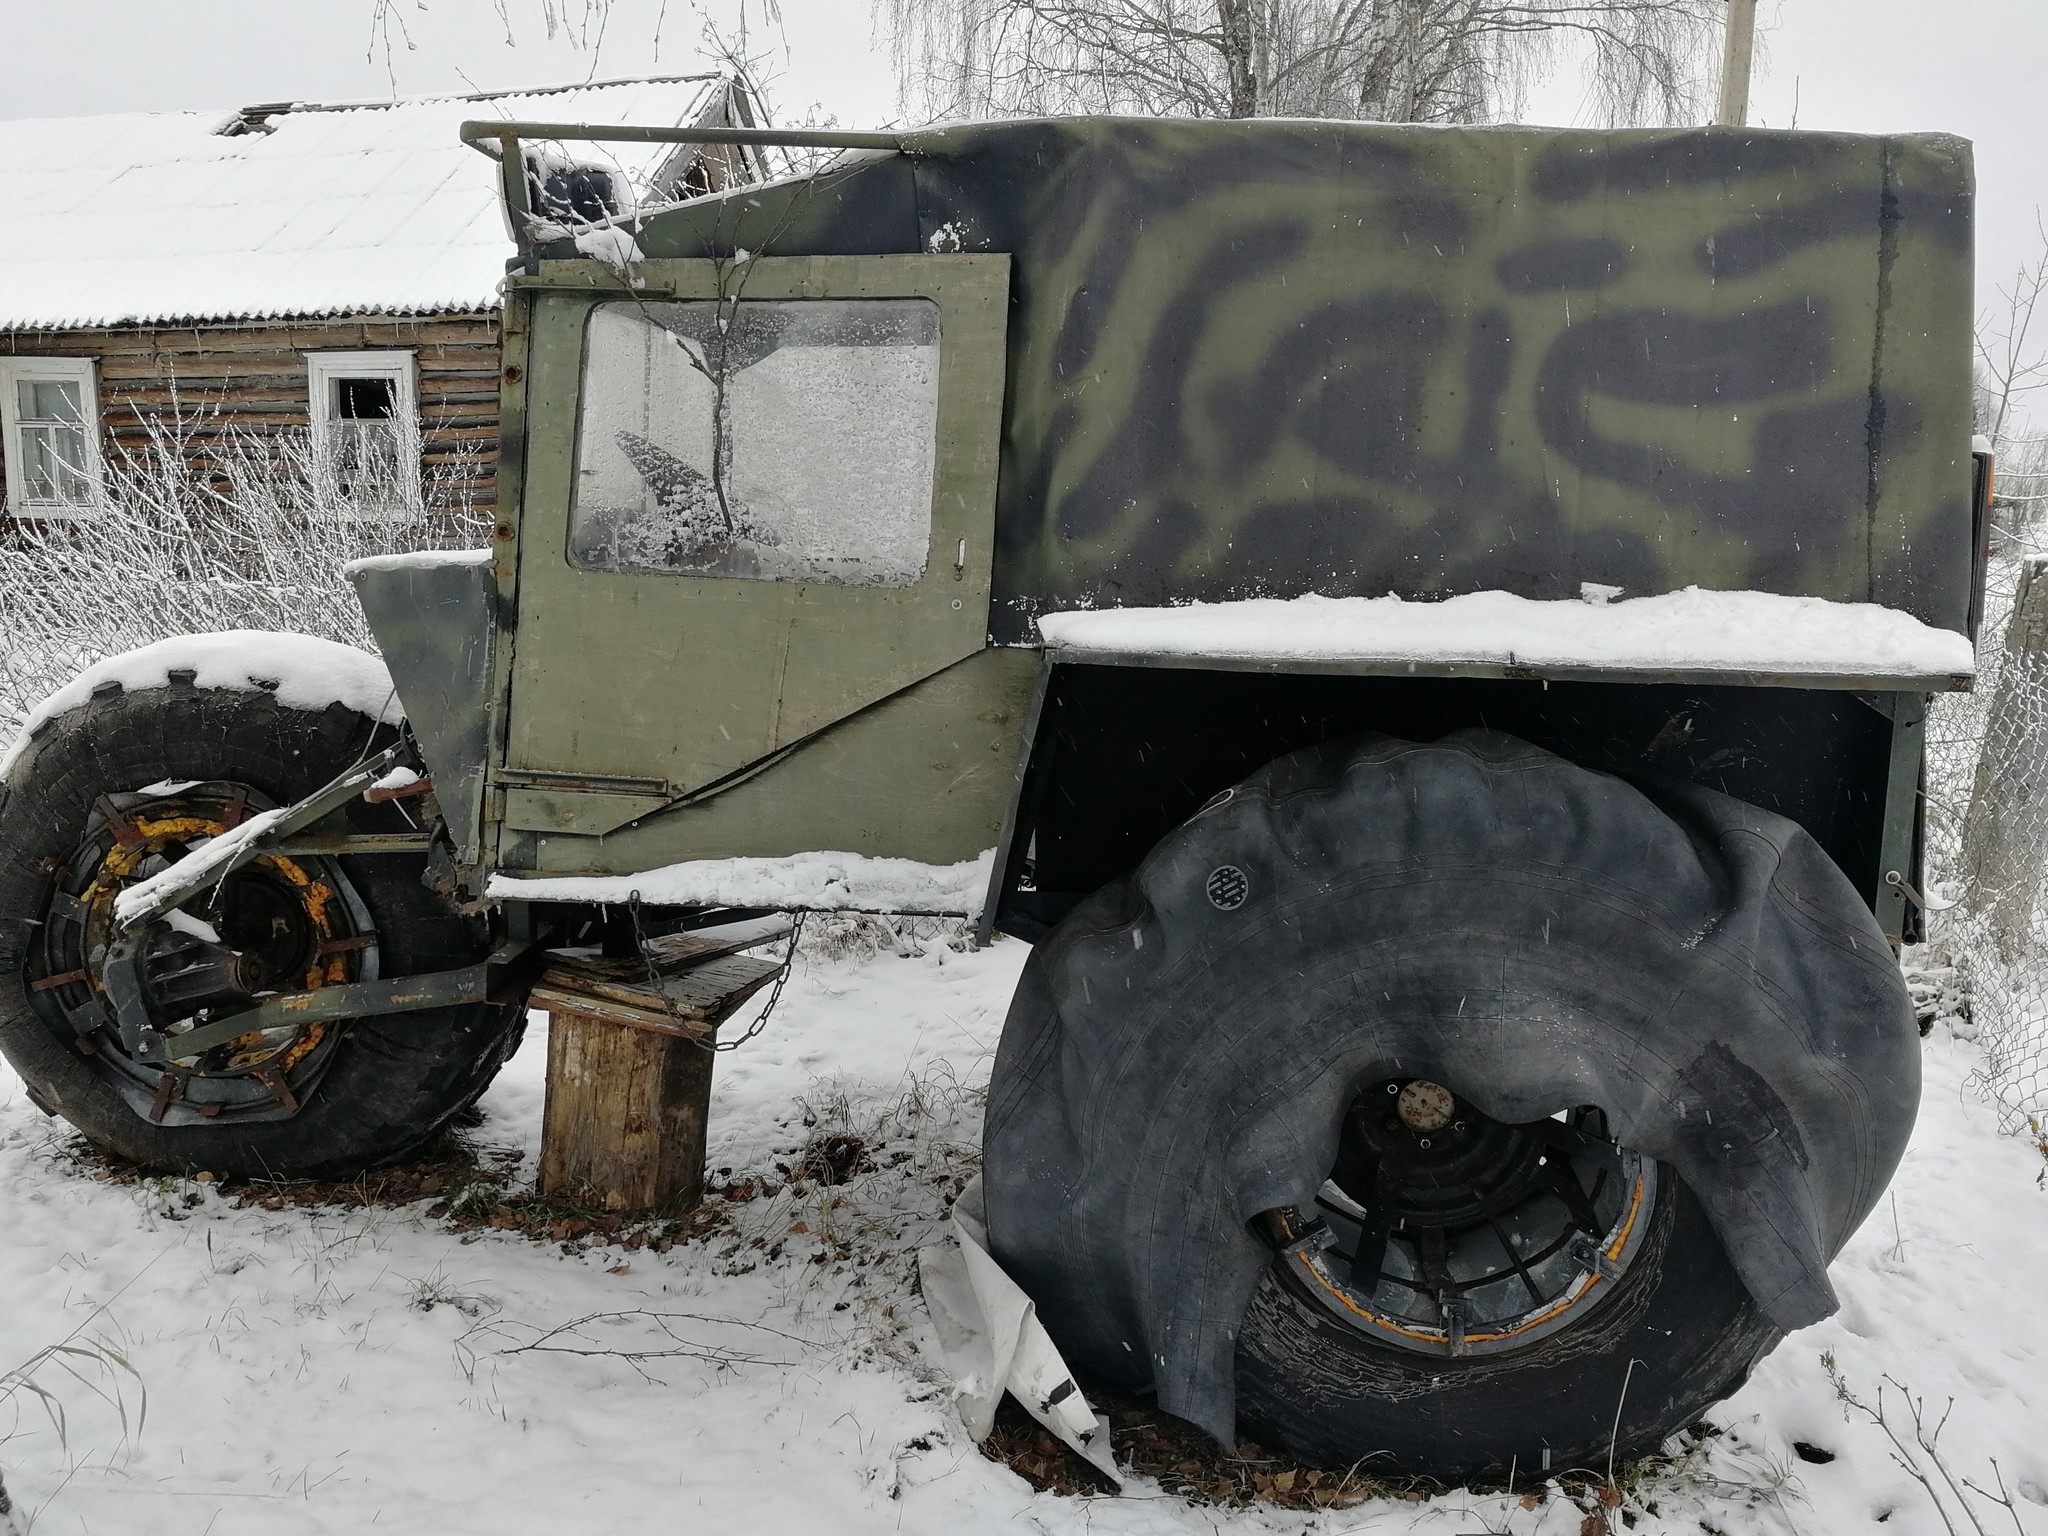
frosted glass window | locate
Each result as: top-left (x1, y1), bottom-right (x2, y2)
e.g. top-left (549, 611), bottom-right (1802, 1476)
top-left (0, 358), bottom-right (100, 515)
top-left (17, 379), bottom-right (92, 504)
top-left (571, 298), bottom-right (941, 586)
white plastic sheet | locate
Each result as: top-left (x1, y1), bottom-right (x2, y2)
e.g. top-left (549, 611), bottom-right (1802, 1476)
top-left (917, 1176), bottom-right (1122, 1485)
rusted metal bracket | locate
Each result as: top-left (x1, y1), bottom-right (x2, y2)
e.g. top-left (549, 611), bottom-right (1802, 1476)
top-left (127, 941), bottom-right (540, 1065)
top-left (269, 832), bottom-right (435, 856)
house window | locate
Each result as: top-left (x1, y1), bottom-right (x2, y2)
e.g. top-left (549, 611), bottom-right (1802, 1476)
top-left (0, 357), bottom-right (101, 517)
top-left (306, 351), bottom-right (419, 514)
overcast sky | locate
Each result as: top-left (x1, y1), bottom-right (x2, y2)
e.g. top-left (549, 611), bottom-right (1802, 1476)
top-left (4, 0), bottom-right (2042, 346)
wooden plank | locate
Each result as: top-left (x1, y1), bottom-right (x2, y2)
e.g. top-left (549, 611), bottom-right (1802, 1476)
top-left (110, 408), bottom-right (310, 429)
top-left (99, 358), bottom-right (303, 382)
top-left (3, 317), bottom-right (498, 355)
top-left (528, 984), bottom-right (713, 1037)
top-left (104, 384), bottom-right (304, 409)
top-left (101, 380), bottom-right (496, 408)
top-left (98, 347), bottom-right (501, 381)
top-left (411, 388), bottom-right (501, 406)
top-left (533, 950), bottom-right (784, 1025)
top-left (650, 914), bottom-right (794, 962)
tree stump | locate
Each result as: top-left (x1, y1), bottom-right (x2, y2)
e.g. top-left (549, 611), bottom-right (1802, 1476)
top-left (532, 921), bottom-right (788, 1213)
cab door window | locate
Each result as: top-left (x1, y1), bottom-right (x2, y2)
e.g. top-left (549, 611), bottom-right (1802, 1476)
top-left (569, 297), bottom-right (941, 587)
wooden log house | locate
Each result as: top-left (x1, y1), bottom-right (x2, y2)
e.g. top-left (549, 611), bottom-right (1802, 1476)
top-left (0, 75), bottom-right (762, 521)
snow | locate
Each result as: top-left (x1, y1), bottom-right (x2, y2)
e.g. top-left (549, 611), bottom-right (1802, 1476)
top-left (0, 631), bottom-right (402, 782)
top-left (572, 224), bottom-right (648, 269)
top-left (112, 807), bottom-right (284, 922)
top-left (0, 941), bottom-right (2042, 1535)
top-left (488, 849), bottom-right (996, 916)
top-left (110, 807), bottom-right (288, 928)
top-left (340, 547), bottom-right (493, 578)
top-left (1036, 588), bottom-right (1978, 681)
top-left (0, 78), bottom-right (724, 328)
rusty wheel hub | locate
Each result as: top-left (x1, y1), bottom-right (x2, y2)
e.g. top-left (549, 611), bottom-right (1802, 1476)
top-left (26, 782), bottom-right (379, 1125)
top-left (1262, 1080), bottom-right (1658, 1358)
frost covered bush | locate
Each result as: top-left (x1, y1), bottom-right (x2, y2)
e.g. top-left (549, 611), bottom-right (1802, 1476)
top-left (0, 412), bottom-right (485, 741)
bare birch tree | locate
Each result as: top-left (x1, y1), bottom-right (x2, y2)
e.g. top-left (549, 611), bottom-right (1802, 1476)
top-left (878, 0), bottom-right (1723, 129)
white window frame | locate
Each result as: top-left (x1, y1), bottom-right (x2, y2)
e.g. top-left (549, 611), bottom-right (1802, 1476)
top-left (0, 356), bottom-right (103, 519)
top-left (305, 350), bottom-right (420, 517)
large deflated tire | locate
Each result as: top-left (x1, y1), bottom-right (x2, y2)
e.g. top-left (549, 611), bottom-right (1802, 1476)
top-left (0, 681), bottom-right (523, 1178)
top-left (983, 730), bottom-right (1917, 1479)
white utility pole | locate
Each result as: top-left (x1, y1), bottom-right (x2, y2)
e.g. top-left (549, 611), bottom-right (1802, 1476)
top-left (1716, 0), bottom-right (1760, 126)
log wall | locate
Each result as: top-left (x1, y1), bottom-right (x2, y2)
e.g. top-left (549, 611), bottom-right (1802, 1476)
top-left (0, 311), bottom-right (503, 514)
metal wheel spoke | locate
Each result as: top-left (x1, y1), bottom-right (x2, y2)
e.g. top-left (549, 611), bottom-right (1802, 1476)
top-left (1539, 1157), bottom-right (1606, 1238)
top-left (1346, 1204), bottom-right (1392, 1291)
top-left (1414, 1225), bottom-right (1453, 1296)
top-left (1533, 1117), bottom-right (1625, 1175)
top-left (1488, 1213), bottom-right (1546, 1306)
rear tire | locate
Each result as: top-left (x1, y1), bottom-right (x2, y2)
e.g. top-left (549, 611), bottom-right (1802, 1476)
top-left (0, 679), bottom-right (522, 1179)
top-left (983, 729), bottom-right (1915, 1478)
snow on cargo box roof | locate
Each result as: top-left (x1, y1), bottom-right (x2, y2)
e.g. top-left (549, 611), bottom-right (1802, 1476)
top-left (0, 76), bottom-right (738, 330)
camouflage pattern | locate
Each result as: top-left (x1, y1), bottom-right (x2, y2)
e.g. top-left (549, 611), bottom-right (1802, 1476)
top-left (624, 119), bottom-right (1976, 640)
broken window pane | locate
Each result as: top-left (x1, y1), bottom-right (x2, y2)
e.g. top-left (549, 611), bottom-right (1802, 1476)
top-left (336, 376), bottom-right (396, 421)
top-left (322, 374), bottom-right (409, 511)
top-left (570, 298), bottom-right (941, 587)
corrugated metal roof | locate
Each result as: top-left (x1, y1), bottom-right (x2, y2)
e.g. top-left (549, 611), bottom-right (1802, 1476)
top-left (0, 76), bottom-right (728, 330)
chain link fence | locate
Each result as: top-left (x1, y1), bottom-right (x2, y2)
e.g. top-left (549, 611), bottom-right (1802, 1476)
top-left (1924, 552), bottom-right (2048, 1137)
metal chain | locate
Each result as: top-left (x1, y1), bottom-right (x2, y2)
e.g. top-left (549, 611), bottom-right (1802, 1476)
top-left (625, 893), bottom-right (805, 1053)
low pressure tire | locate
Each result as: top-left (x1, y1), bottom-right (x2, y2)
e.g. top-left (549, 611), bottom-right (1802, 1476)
top-left (0, 678), bottom-right (523, 1179)
top-left (983, 729), bottom-right (1916, 1480)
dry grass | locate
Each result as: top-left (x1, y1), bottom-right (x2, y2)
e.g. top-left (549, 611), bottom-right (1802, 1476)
top-left (980, 1378), bottom-right (1724, 1524)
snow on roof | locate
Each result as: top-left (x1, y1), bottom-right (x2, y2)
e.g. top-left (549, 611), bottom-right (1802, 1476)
top-left (0, 76), bottom-right (730, 330)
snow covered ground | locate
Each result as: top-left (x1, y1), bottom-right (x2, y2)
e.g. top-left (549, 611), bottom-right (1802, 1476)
top-left (0, 932), bottom-right (2043, 1536)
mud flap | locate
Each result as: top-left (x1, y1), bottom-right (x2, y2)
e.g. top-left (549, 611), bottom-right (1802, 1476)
top-left (918, 1176), bottom-right (1123, 1485)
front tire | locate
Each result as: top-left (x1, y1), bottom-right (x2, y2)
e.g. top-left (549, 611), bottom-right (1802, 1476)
top-left (0, 676), bottom-right (522, 1178)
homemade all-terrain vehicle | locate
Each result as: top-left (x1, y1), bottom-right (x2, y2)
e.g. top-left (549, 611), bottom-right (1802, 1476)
top-left (0, 116), bottom-right (1989, 1480)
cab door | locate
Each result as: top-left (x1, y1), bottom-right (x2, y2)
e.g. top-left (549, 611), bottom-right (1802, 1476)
top-left (498, 254), bottom-right (1009, 840)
